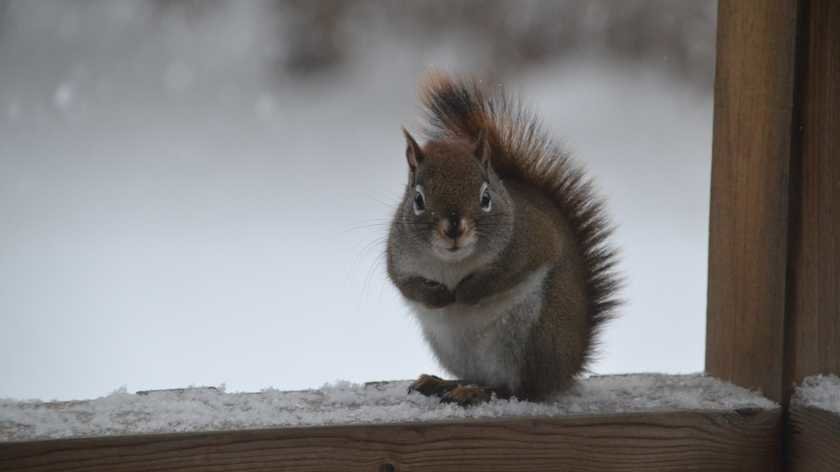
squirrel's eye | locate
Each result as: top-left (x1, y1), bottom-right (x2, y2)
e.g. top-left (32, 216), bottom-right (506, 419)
top-left (480, 182), bottom-right (492, 212)
top-left (413, 185), bottom-right (426, 215)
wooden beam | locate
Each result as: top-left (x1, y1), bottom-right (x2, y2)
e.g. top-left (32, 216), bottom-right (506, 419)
top-left (706, 0), bottom-right (798, 401)
top-left (707, 2), bottom-right (840, 469)
top-left (784, 2), bottom-right (840, 469)
top-left (707, 0), bottom-right (840, 401)
top-left (706, 0), bottom-right (801, 403)
top-left (787, 405), bottom-right (840, 471)
top-left (0, 408), bottom-right (782, 472)
top-left (784, 0), bottom-right (840, 394)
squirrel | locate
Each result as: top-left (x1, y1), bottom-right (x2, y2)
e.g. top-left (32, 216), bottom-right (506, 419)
top-left (386, 73), bottom-right (620, 406)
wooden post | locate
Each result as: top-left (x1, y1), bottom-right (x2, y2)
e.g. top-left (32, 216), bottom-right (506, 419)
top-left (783, 0), bottom-right (840, 396)
top-left (785, 1), bottom-right (840, 471)
top-left (707, 0), bottom-right (840, 402)
top-left (706, 0), bottom-right (801, 404)
top-left (707, 1), bottom-right (840, 470)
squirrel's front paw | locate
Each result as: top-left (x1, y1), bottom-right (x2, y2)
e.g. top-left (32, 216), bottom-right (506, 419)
top-left (454, 275), bottom-right (484, 305)
top-left (420, 280), bottom-right (455, 308)
top-left (398, 276), bottom-right (455, 308)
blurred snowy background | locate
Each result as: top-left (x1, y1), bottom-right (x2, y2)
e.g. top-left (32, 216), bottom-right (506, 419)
top-left (0, 1), bottom-right (716, 400)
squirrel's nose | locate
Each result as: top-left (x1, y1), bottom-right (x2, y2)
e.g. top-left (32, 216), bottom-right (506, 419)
top-left (443, 213), bottom-right (465, 240)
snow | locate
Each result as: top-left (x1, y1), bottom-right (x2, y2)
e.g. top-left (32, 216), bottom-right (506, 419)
top-left (0, 374), bottom-right (776, 442)
top-left (793, 374), bottom-right (840, 415)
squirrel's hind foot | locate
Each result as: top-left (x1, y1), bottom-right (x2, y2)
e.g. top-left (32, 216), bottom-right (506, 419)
top-left (440, 385), bottom-right (495, 406)
top-left (408, 374), bottom-right (459, 397)
top-left (409, 374), bottom-right (508, 407)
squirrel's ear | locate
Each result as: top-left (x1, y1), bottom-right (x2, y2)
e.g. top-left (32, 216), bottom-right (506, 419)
top-left (402, 127), bottom-right (423, 171)
top-left (474, 129), bottom-right (491, 171)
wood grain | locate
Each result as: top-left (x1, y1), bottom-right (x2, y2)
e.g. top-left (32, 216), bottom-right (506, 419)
top-left (784, 0), bottom-right (840, 394)
top-left (705, 0), bottom-right (801, 403)
top-left (0, 409), bottom-right (782, 472)
top-left (706, 2), bottom-right (840, 468)
top-left (787, 405), bottom-right (840, 472)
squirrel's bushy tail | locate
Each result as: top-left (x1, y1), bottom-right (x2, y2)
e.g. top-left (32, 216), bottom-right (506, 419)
top-left (420, 72), bottom-right (621, 367)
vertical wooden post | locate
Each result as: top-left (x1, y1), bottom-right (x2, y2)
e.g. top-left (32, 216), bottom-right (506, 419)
top-left (707, 0), bottom-right (840, 402)
top-left (784, 6), bottom-right (840, 469)
top-left (706, 0), bottom-right (801, 403)
top-left (784, 0), bottom-right (840, 394)
top-left (709, 3), bottom-right (840, 469)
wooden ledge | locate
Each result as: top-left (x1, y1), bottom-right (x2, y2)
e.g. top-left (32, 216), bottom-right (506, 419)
top-left (787, 375), bottom-right (840, 471)
top-left (788, 404), bottom-right (840, 471)
top-left (0, 407), bottom-right (782, 472)
top-left (0, 375), bottom-right (782, 471)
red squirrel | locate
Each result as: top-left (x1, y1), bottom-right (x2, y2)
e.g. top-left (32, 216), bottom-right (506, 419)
top-left (386, 73), bottom-right (620, 405)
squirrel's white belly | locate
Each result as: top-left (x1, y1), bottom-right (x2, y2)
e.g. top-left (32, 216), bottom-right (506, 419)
top-left (409, 266), bottom-right (550, 392)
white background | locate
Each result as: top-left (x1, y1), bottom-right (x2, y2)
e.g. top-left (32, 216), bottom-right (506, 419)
top-left (0, 1), bottom-right (713, 400)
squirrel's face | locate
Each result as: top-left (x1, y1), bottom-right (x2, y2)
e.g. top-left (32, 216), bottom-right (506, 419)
top-left (398, 130), bottom-right (514, 263)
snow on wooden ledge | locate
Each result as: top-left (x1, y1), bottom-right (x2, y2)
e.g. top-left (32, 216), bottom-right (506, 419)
top-left (787, 374), bottom-right (840, 471)
top-left (792, 374), bottom-right (840, 415)
top-left (0, 373), bottom-right (776, 442)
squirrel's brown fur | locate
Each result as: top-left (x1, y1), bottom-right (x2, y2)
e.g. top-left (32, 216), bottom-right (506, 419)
top-left (419, 73), bottom-right (620, 370)
top-left (387, 73), bottom-right (620, 402)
